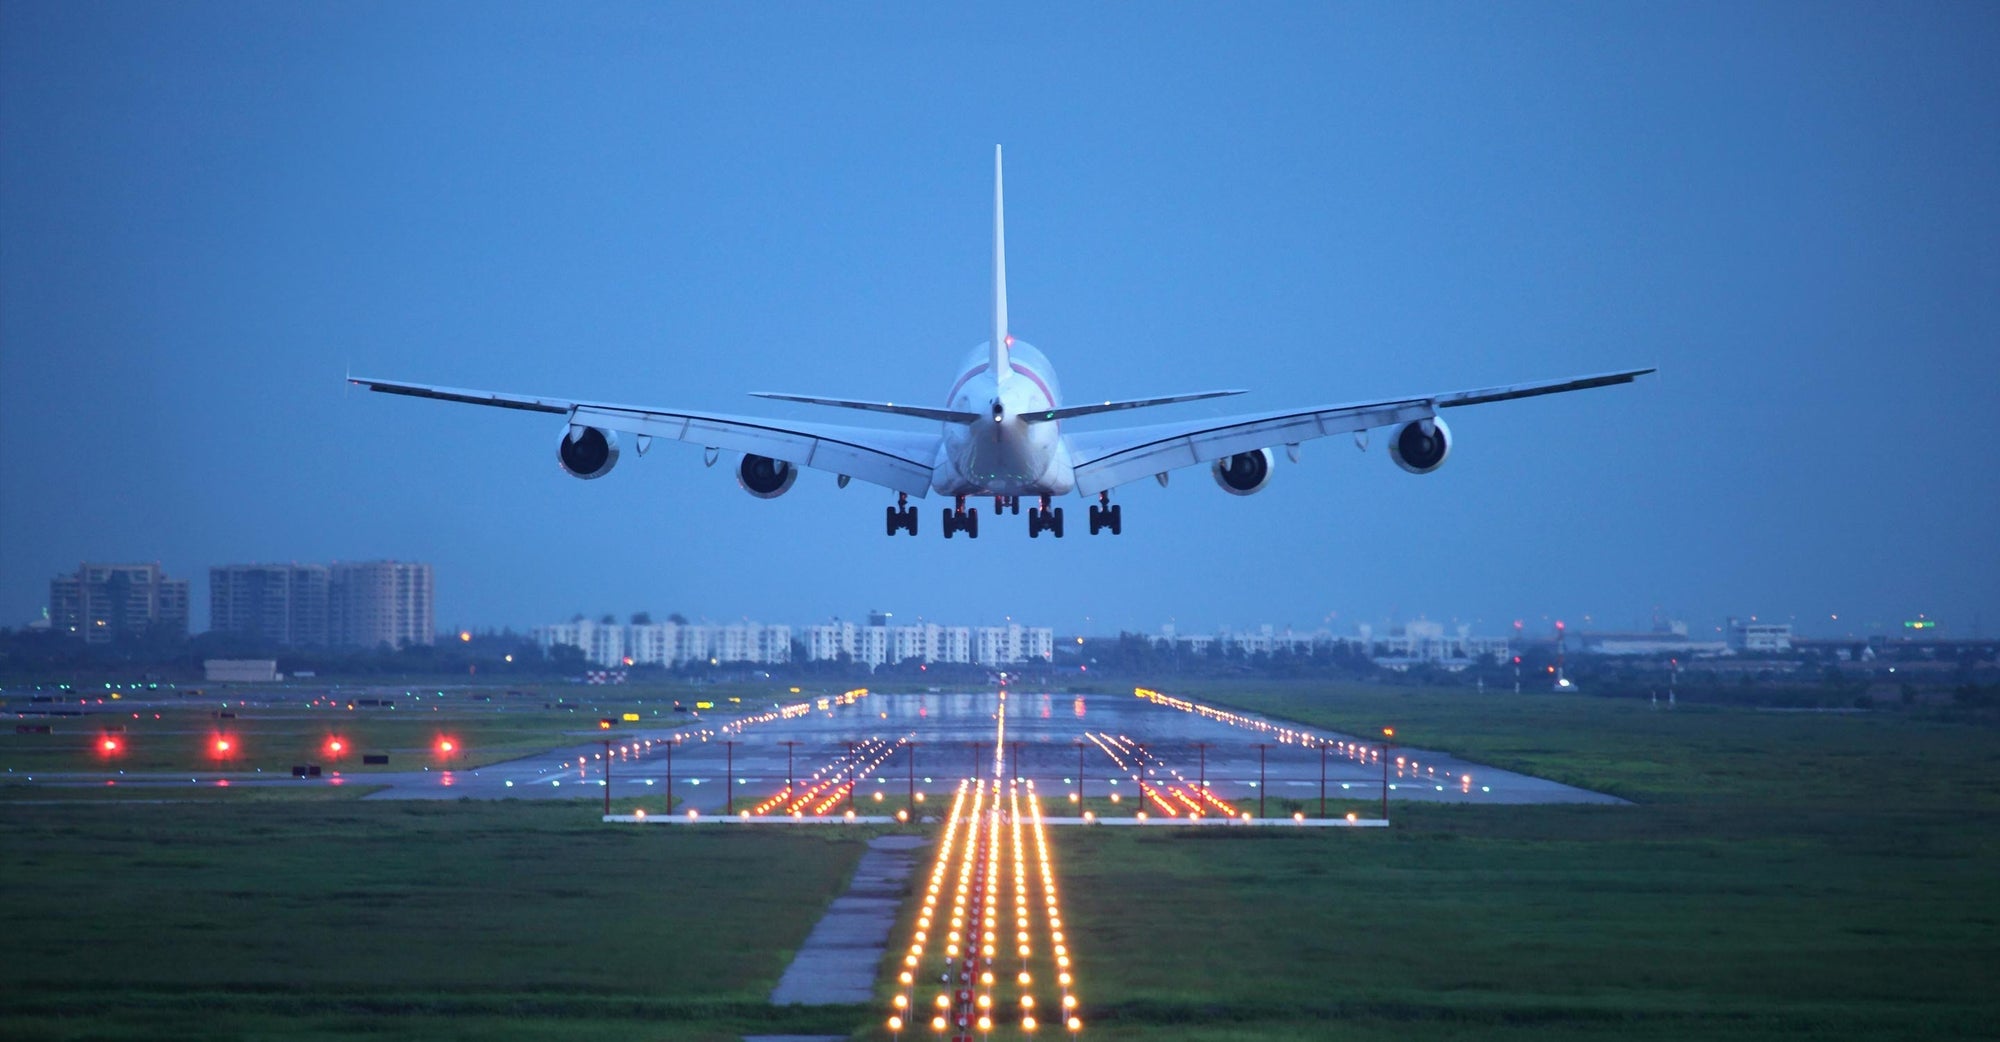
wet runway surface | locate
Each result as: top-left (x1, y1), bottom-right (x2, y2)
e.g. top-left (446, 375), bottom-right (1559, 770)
top-left (347, 690), bottom-right (1622, 808)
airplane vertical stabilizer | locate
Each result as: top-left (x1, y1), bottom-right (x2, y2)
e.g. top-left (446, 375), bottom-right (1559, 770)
top-left (992, 144), bottom-right (1010, 386)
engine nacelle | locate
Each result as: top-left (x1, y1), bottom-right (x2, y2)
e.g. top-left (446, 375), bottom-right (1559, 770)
top-left (737, 454), bottom-right (798, 499)
top-left (557, 426), bottom-right (619, 480)
top-left (1211, 448), bottom-right (1275, 496)
top-left (1388, 417), bottom-right (1452, 474)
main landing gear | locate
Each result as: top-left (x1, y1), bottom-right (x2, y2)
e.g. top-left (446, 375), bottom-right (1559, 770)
top-left (885, 493), bottom-right (919, 536)
top-left (1027, 495), bottom-right (1065, 538)
top-left (1087, 492), bottom-right (1123, 536)
top-left (942, 496), bottom-right (979, 539)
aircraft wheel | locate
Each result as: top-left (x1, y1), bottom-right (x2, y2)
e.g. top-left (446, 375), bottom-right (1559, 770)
top-left (942, 508), bottom-right (955, 538)
top-left (967, 508), bottom-right (979, 539)
top-left (1051, 507), bottom-right (1065, 538)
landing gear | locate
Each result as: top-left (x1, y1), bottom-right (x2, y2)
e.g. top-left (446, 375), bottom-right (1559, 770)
top-left (1088, 493), bottom-right (1123, 536)
top-left (1027, 495), bottom-right (1065, 539)
top-left (942, 496), bottom-right (979, 539)
top-left (885, 494), bottom-right (918, 536)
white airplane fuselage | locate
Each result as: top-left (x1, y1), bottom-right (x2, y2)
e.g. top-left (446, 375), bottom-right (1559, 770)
top-left (933, 339), bottom-right (1076, 498)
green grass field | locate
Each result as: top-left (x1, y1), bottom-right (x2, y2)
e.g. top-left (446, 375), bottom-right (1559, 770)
top-left (0, 798), bottom-right (875, 1041)
top-left (1027, 684), bottom-right (2000, 1041)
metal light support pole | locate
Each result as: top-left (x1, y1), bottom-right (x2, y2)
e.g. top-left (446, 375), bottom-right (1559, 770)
top-left (1193, 742), bottom-right (1211, 792)
top-left (1012, 741), bottom-right (1022, 784)
top-left (1255, 743), bottom-right (1268, 818)
top-left (665, 736), bottom-right (675, 815)
top-left (725, 741), bottom-right (736, 815)
top-left (907, 741), bottom-right (916, 816)
top-left (846, 741), bottom-right (856, 813)
top-left (1319, 741), bottom-right (1327, 818)
top-left (603, 739), bottom-right (612, 816)
top-left (971, 741), bottom-right (981, 783)
top-left (781, 740), bottom-right (800, 800)
top-left (1075, 740), bottom-right (1085, 806)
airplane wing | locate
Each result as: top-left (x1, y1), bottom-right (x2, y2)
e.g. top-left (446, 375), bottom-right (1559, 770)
top-left (1064, 368), bottom-right (1654, 495)
top-left (349, 377), bottom-right (941, 496)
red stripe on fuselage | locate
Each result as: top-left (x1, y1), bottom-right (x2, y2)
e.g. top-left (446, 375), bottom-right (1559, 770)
top-left (946, 362), bottom-right (1055, 408)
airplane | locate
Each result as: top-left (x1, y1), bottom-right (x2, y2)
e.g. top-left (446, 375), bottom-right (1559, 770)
top-left (350, 146), bottom-right (1653, 539)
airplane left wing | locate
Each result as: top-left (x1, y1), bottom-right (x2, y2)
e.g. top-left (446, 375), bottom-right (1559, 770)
top-left (349, 377), bottom-right (940, 496)
top-left (1065, 368), bottom-right (1653, 495)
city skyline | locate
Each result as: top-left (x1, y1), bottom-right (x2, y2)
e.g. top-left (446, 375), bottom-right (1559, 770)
top-left (14, 556), bottom-right (1962, 644)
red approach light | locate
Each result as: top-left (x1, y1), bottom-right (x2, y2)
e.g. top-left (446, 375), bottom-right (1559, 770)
top-left (325, 737), bottom-right (347, 757)
top-left (212, 735), bottom-right (236, 758)
top-left (99, 736), bottom-right (123, 756)
top-left (435, 737), bottom-right (458, 756)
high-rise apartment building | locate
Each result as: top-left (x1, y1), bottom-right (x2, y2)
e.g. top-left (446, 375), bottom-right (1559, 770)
top-left (328, 561), bottom-right (434, 649)
top-left (209, 564), bottom-right (330, 646)
top-left (49, 563), bottom-right (190, 644)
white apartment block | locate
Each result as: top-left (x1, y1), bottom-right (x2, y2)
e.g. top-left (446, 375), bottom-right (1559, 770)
top-left (540, 613), bottom-right (1050, 671)
top-left (534, 620), bottom-right (790, 669)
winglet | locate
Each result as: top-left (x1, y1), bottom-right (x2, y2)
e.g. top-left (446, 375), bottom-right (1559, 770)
top-left (991, 144), bottom-right (1010, 386)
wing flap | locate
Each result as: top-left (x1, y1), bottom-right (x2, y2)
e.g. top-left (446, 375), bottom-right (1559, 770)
top-left (747, 392), bottom-right (979, 424)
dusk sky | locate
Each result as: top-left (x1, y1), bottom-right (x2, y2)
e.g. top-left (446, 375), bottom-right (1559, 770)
top-left (3, 3), bottom-right (1996, 640)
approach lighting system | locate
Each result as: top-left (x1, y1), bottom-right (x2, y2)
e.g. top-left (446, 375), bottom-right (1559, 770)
top-left (435, 736), bottom-right (458, 759)
top-left (98, 735), bottom-right (123, 757)
top-left (211, 735), bottom-right (236, 760)
top-left (324, 736), bottom-right (347, 758)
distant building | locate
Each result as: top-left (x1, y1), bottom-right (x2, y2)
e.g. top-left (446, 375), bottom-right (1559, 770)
top-left (209, 564), bottom-right (330, 646)
top-left (1728, 619), bottom-right (1793, 653)
top-left (204, 659), bottom-right (278, 683)
top-left (49, 562), bottom-right (189, 644)
top-left (1575, 619), bottom-right (1727, 657)
top-left (328, 561), bottom-right (434, 649)
top-left (975, 624), bottom-right (1054, 666)
top-left (535, 619), bottom-right (791, 668)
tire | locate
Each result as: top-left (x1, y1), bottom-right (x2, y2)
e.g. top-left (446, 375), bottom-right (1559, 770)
top-left (967, 509), bottom-right (979, 539)
top-left (942, 508), bottom-right (955, 538)
top-left (1051, 507), bottom-right (1065, 538)
top-left (1109, 505), bottom-right (1123, 536)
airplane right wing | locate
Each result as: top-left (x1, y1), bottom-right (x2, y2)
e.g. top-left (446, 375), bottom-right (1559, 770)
top-left (1065, 368), bottom-right (1653, 495)
top-left (350, 377), bottom-right (942, 496)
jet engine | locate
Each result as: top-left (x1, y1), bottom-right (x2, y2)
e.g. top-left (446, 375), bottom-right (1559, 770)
top-left (737, 454), bottom-right (798, 499)
top-left (1388, 417), bottom-right (1452, 474)
top-left (1211, 448), bottom-right (1275, 496)
top-left (557, 426), bottom-right (620, 480)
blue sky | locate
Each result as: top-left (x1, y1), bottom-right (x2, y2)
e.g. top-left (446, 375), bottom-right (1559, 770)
top-left (3, 3), bottom-right (1996, 639)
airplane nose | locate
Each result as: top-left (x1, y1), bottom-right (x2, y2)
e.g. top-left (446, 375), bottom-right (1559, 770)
top-left (991, 399), bottom-right (1004, 423)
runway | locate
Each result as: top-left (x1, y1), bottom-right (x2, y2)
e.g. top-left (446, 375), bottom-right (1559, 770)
top-left (341, 688), bottom-right (1624, 808)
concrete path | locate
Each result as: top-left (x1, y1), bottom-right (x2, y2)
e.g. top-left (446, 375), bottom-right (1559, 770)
top-left (768, 833), bottom-right (928, 1006)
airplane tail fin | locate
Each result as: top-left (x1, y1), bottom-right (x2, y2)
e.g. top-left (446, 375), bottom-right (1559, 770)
top-left (991, 144), bottom-right (1010, 384)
